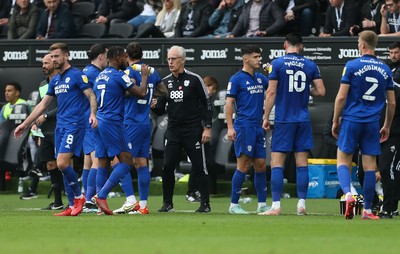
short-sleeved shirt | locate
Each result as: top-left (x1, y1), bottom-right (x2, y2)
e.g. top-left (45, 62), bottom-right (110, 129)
top-left (82, 64), bottom-right (101, 128)
top-left (340, 54), bottom-right (393, 122)
top-left (47, 66), bottom-right (90, 127)
top-left (94, 66), bottom-right (133, 123)
top-left (226, 70), bottom-right (268, 126)
top-left (124, 62), bottom-right (161, 126)
top-left (269, 52), bottom-right (321, 123)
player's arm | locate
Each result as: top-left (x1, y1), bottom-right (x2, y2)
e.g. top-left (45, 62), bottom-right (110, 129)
top-left (83, 88), bottom-right (98, 128)
top-left (380, 90), bottom-right (396, 142)
top-left (225, 96), bottom-right (236, 141)
top-left (154, 81), bottom-right (168, 97)
top-left (128, 64), bottom-right (150, 98)
top-left (332, 83), bottom-right (349, 139)
top-left (310, 78), bottom-right (326, 97)
top-left (263, 80), bottom-right (278, 131)
top-left (14, 95), bottom-right (53, 138)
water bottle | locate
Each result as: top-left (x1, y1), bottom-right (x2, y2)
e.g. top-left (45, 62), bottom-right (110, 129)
top-left (18, 177), bottom-right (23, 193)
top-left (132, 64), bottom-right (155, 74)
top-left (239, 197), bottom-right (252, 203)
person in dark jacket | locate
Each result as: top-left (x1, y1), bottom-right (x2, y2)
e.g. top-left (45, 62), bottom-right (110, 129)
top-left (95, 0), bottom-right (141, 25)
top-left (207, 0), bottom-right (243, 38)
top-left (226, 0), bottom-right (285, 37)
top-left (36, 0), bottom-right (75, 39)
top-left (8, 0), bottom-right (41, 39)
top-left (174, 0), bottom-right (214, 37)
top-left (0, 0), bottom-right (11, 34)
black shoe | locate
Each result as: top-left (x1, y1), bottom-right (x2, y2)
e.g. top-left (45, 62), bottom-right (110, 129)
top-left (41, 202), bottom-right (64, 210)
top-left (378, 211), bottom-right (393, 219)
top-left (82, 202), bottom-right (98, 213)
top-left (20, 192), bottom-right (38, 200)
top-left (195, 203), bottom-right (211, 213)
top-left (186, 192), bottom-right (201, 203)
top-left (392, 209), bottom-right (399, 216)
top-left (158, 203), bottom-right (174, 212)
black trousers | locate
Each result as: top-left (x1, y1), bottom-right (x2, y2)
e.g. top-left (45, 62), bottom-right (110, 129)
top-left (379, 137), bottom-right (400, 213)
top-left (162, 126), bottom-right (210, 205)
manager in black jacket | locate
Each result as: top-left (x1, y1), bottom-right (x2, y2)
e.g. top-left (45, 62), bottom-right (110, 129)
top-left (155, 45), bottom-right (213, 213)
top-left (227, 0), bottom-right (284, 37)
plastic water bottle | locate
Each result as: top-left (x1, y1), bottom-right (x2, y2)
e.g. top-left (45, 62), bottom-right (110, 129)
top-left (18, 177), bottom-right (23, 193)
top-left (239, 197), bottom-right (252, 203)
top-left (132, 64), bottom-right (155, 74)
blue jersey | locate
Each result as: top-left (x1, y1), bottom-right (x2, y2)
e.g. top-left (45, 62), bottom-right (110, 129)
top-left (269, 53), bottom-right (321, 123)
top-left (47, 67), bottom-right (90, 127)
top-left (94, 66), bottom-right (133, 123)
top-left (341, 54), bottom-right (394, 122)
top-left (124, 62), bottom-right (161, 125)
top-left (226, 70), bottom-right (268, 126)
top-left (82, 64), bottom-right (101, 128)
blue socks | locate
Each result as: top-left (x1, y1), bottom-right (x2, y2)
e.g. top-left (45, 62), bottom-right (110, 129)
top-left (86, 168), bottom-right (97, 201)
top-left (98, 162), bottom-right (131, 199)
top-left (337, 165), bottom-right (351, 194)
top-left (363, 170), bottom-right (376, 210)
top-left (120, 171), bottom-right (134, 197)
top-left (96, 167), bottom-right (109, 193)
top-left (254, 172), bottom-right (267, 203)
top-left (231, 170), bottom-right (246, 203)
top-left (63, 174), bottom-right (74, 206)
top-left (62, 166), bottom-right (81, 197)
top-left (271, 167), bottom-right (284, 202)
top-left (296, 166), bottom-right (308, 199)
top-left (137, 166), bottom-right (150, 201)
top-left (81, 169), bottom-right (89, 194)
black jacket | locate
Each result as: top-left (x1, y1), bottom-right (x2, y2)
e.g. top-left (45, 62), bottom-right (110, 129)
top-left (174, 0), bottom-right (214, 37)
top-left (36, 4), bottom-right (75, 38)
top-left (230, 0), bottom-right (285, 37)
top-left (323, 1), bottom-right (360, 36)
top-left (97, 0), bottom-right (140, 21)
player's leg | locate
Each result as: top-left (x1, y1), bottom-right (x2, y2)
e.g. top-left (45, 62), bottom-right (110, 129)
top-left (252, 126), bottom-right (268, 213)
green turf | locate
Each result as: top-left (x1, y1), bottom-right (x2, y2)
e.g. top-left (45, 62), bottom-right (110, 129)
top-left (0, 195), bottom-right (399, 254)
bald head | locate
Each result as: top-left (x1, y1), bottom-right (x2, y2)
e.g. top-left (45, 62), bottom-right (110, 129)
top-left (42, 53), bottom-right (56, 77)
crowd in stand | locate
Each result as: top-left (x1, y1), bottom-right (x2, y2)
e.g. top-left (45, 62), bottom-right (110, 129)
top-left (1, 0), bottom-right (399, 40)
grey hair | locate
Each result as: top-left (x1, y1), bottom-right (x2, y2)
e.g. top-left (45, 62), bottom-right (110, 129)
top-left (169, 45), bottom-right (186, 60)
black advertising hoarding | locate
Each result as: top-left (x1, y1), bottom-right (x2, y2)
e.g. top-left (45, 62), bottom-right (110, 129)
top-left (0, 38), bottom-right (394, 68)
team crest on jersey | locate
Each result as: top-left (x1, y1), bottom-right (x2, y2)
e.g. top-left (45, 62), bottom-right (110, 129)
top-left (247, 145), bottom-right (252, 152)
top-left (168, 83), bottom-right (173, 88)
top-left (184, 80), bottom-right (190, 87)
top-left (257, 78), bottom-right (262, 83)
top-left (65, 77), bottom-right (70, 83)
top-left (81, 75), bottom-right (88, 83)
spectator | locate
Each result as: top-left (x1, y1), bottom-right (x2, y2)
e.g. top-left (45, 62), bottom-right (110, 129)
top-left (95, 0), bottom-right (141, 25)
top-left (379, 0), bottom-right (400, 36)
top-left (319, 0), bottom-right (360, 37)
top-left (8, 0), bottom-right (41, 39)
top-left (349, 0), bottom-right (383, 36)
top-left (0, 0), bottom-right (11, 34)
top-left (174, 0), bottom-right (214, 37)
top-left (36, 0), bottom-right (76, 39)
top-left (155, 45), bottom-right (213, 213)
top-left (332, 31), bottom-right (395, 220)
top-left (126, 0), bottom-right (163, 34)
top-left (14, 43), bottom-right (98, 217)
top-left (91, 46), bottom-right (150, 216)
top-left (206, 0), bottom-right (243, 38)
top-left (135, 0), bottom-right (181, 38)
top-left (276, 0), bottom-right (318, 36)
top-left (226, 0), bottom-right (285, 38)
top-left (225, 45), bottom-right (269, 214)
top-left (0, 82), bottom-right (29, 124)
top-left (260, 33), bottom-right (325, 216)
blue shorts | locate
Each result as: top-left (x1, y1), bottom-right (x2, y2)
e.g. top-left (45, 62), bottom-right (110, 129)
top-left (55, 124), bottom-right (84, 157)
top-left (125, 124), bottom-right (151, 158)
top-left (337, 119), bottom-right (380, 155)
top-left (233, 125), bottom-right (266, 158)
top-left (271, 122), bottom-right (313, 152)
top-left (83, 127), bottom-right (95, 155)
top-left (95, 120), bottom-right (131, 158)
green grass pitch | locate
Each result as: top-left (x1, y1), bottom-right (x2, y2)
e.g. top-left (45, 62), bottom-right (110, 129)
top-left (0, 194), bottom-right (399, 254)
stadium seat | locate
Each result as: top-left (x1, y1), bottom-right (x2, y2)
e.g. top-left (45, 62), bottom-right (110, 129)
top-left (71, 1), bottom-right (96, 23)
top-left (152, 114), bottom-right (168, 152)
top-left (103, 23), bottom-right (134, 38)
top-left (27, 90), bottom-right (40, 108)
top-left (76, 23), bottom-right (107, 38)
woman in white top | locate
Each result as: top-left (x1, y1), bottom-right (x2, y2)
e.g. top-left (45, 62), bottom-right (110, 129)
top-left (135, 0), bottom-right (181, 38)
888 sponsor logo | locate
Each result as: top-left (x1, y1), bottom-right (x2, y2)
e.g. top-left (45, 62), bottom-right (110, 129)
top-left (170, 90), bottom-right (184, 102)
